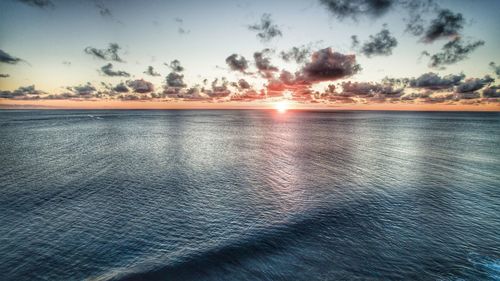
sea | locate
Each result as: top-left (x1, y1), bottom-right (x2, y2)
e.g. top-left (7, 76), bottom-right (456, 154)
top-left (0, 110), bottom-right (499, 281)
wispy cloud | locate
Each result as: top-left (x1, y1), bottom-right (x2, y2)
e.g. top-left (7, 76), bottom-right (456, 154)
top-left (15, 0), bottom-right (54, 9)
top-left (100, 63), bottom-right (130, 77)
top-left (0, 49), bottom-right (23, 64)
top-left (84, 43), bottom-right (124, 62)
top-left (248, 13), bottom-right (282, 42)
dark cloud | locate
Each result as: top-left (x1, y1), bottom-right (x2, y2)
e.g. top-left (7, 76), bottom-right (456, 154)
top-left (0, 74), bottom-right (9, 78)
top-left (100, 63), bottom-right (130, 77)
top-left (338, 81), bottom-right (403, 97)
top-left (113, 82), bottom-right (129, 93)
top-left (225, 54), bottom-right (249, 72)
top-left (68, 83), bottom-right (97, 96)
top-left (0, 85), bottom-right (44, 99)
top-left (144, 66), bottom-right (161, 76)
top-left (421, 9), bottom-right (464, 43)
top-left (455, 76), bottom-right (494, 93)
top-left (0, 49), bottom-right (22, 64)
top-left (84, 43), bottom-right (124, 62)
top-left (238, 79), bottom-right (251, 89)
top-left (126, 79), bottom-right (154, 93)
top-left (427, 38), bottom-right (484, 69)
top-left (254, 49), bottom-right (278, 72)
top-left (358, 27), bottom-right (398, 57)
top-left (489, 62), bottom-right (500, 78)
top-left (299, 48), bottom-right (361, 83)
top-left (319, 0), bottom-right (395, 20)
top-left (166, 72), bottom-right (186, 88)
top-left (165, 59), bottom-right (184, 72)
top-left (408, 72), bottom-right (464, 90)
top-left (15, 0), bottom-right (54, 8)
top-left (254, 49), bottom-right (278, 78)
top-left (248, 13), bottom-right (282, 42)
top-left (202, 78), bottom-right (231, 98)
top-left (280, 46), bottom-right (311, 64)
top-left (483, 86), bottom-right (500, 98)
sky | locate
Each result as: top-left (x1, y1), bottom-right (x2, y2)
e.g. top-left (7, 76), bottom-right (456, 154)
top-left (0, 0), bottom-right (499, 110)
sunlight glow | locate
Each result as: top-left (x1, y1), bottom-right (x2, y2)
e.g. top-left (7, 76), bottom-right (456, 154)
top-left (275, 101), bottom-right (289, 113)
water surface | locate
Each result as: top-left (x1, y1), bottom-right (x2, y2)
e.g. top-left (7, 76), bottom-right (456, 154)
top-left (0, 110), bottom-right (499, 280)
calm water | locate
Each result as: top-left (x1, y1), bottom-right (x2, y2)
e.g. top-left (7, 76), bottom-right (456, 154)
top-left (0, 110), bottom-right (499, 281)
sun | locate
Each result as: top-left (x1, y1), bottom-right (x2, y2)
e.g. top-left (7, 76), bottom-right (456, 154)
top-left (274, 101), bottom-right (289, 113)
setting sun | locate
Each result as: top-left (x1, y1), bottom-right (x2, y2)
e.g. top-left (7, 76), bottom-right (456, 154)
top-left (275, 101), bottom-right (289, 113)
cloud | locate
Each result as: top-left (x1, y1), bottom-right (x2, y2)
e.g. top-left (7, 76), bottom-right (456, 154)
top-left (408, 72), bottom-right (464, 90)
top-left (100, 63), bottom-right (130, 77)
top-left (68, 83), bottom-right (97, 96)
top-left (84, 43), bottom-right (124, 62)
top-left (490, 62), bottom-right (500, 78)
top-left (280, 46), bottom-right (311, 64)
top-left (113, 82), bottom-right (129, 93)
top-left (0, 85), bottom-right (44, 99)
top-left (225, 54), bottom-right (249, 72)
top-left (165, 59), bottom-right (184, 72)
top-left (358, 27), bottom-right (398, 57)
top-left (15, 0), bottom-right (54, 9)
top-left (174, 17), bottom-right (190, 35)
top-left (62, 61), bottom-right (71, 66)
top-left (44, 92), bottom-right (80, 100)
top-left (238, 79), bottom-right (251, 89)
top-left (126, 79), bottom-right (154, 93)
top-left (0, 74), bottom-right (9, 78)
top-left (248, 13), bottom-right (282, 42)
top-left (319, 0), bottom-right (395, 20)
top-left (427, 38), bottom-right (484, 69)
top-left (351, 35), bottom-right (360, 49)
top-left (144, 66), bottom-right (161, 76)
top-left (405, 14), bottom-right (425, 36)
top-left (421, 9), bottom-right (464, 43)
top-left (94, 1), bottom-right (112, 18)
top-left (337, 81), bottom-right (403, 98)
top-left (202, 78), bottom-right (231, 98)
top-left (401, 91), bottom-right (432, 101)
top-left (299, 48), bottom-right (361, 83)
top-left (166, 72), bottom-right (186, 88)
top-left (455, 76), bottom-right (494, 93)
top-left (483, 86), bottom-right (500, 98)
top-left (452, 91), bottom-right (480, 100)
top-left (254, 49), bottom-right (278, 78)
top-left (184, 87), bottom-right (209, 100)
top-left (178, 27), bottom-right (190, 35)
top-left (0, 49), bottom-right (22, 64)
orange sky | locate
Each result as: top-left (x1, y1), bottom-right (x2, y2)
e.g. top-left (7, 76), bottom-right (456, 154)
top-left (1, 99), bottom-right (499, 111)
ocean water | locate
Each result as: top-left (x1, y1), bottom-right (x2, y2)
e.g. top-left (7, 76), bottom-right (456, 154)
top-left (0, 110), bottom-right (499, 281)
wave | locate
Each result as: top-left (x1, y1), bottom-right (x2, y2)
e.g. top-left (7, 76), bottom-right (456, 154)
top-left (93, 203), bottom-right (359, 281)
top-left (467, 253), bottom-right (500, 280)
